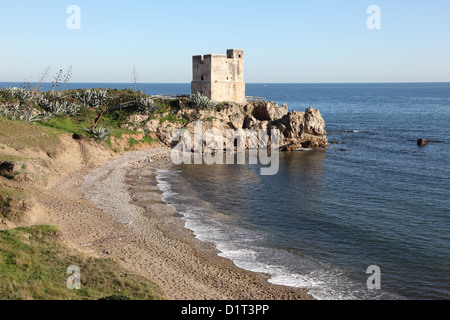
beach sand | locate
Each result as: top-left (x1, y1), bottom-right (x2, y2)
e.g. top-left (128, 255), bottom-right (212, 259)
top-left (38, 147), bottom-right (313, 300)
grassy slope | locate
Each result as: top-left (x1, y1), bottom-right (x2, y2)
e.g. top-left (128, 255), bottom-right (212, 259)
top-left (0, 225), bottom-right (163, 300)
top-left (0, 116), bottom-right (164, 299)
top-left (0, 90), bottom-right (168, 300)
top-left (0, 117), bottom-right (61, 156)
top-left (0, 118), bottom-right (60, 223)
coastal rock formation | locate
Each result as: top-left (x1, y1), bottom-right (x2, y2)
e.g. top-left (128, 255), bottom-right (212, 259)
top-left (145, 119), bottom-right (160, 133)
top-left (249, 101), bottom-right (289, 122)
top-left (277, 107), bottom-right (328, 150)
top-left (126, 101), bottom-right (328, 151)
top-left (229, 112), bottom-right (245, 130)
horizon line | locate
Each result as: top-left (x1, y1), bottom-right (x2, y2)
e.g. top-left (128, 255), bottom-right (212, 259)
top-left (1, 81), bottom-right (450, 85)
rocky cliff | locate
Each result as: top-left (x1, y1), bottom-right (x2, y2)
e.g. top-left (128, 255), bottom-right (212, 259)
top-left (124, 101), bottom-right (328, 151)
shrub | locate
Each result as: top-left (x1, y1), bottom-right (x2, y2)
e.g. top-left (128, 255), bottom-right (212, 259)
top-left (0, 103), bottom-right (40, 122)
top-left (191, 92), bottom-right (216, 110)
top-left (83, 127), bottom-right (111, 141)
top-left (74, 89), bottom-right (109, 108)
top-left (1, 87), bottom-right (34, 101)
top-left (0, 89), bottom-right (16, 103)
top-left (137, 97), bottom-right (158, 115)
top-left (47, 100), bottom-right (81, 117)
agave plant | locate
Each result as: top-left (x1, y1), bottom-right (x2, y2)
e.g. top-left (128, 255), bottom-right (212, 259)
top-left (2, 87), bottom-right (34, 101)
top-left (92, 89), bottom-right (109, 107)
top-left (40, 111), bottom-right (53, 122)
top-left (74, 89), bottom-right (108, 107)
top-left (66, 102), bottom-right (81, 116)
top-left (58, 100), bottom-right (80, 116)
top-left (0, 104), bottom-right (9, 117)
top-left (191, 92), bottom-right (216, 110)
top-left (41, 100), bottom-right (81, 117)
top-left (16, 88), bottom-right (33, 101)
top-left (19, 108), bottom-right (40, 122)
top-left (0, 102), bottom-right (40, 122)
top-left (74, 90), bottom-right (93, 106)
top-left (36, 96), bottom-right (50, 108)
top-left (9, 103), bottom-right (23, 119)
top-left (47, 101), bottom-right (67, 116)
top-left (83, 126), bottom-right (111, 141)
top-left (138, 97), bottom-right (158, 115)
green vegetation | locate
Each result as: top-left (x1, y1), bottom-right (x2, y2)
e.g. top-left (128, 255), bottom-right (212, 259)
top-left (204, 116), bottom-right (217, 122)
top-left (99, 108), bottom-right (130, 128)
top-left (73, 89), bottom-right (108, 108)
top-left (0, 117), bottom-right (61, 154)
top-left (0, 88), bottom-right (227, 143)
top-left (142, 134), bottom-right (158, 145)
top-left (0, 87), bottom-right (224, 156)
top-left (160, 113), bottom-right (188, 125)
top-left (124, 134), bottom-right (158, 150)
top-left (0, 225), bottom-right (163, 300)
top-left (127, 137), bottom-right (140, 148)
top-left (137, 97), bottom-right (158, 115)
top-left (0, 86), bottom-right (242, 166)
top-left (83, 127), bottom-right (112, 142)
top-left (44, 116), bottom-right (89, 135)
top-left (0, 90), bottom-right (17, 103)
top-left (190, 92), bottom-right (216, 110)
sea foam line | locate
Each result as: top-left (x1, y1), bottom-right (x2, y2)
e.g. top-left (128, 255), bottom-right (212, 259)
top-left (155, 168), bottom-right (399, 300)
top-left (154, 168), bottom-right (334, 299)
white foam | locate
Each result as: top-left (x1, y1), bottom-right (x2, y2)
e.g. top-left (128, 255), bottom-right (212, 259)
top-left (269, 273), bottom-right (321, 288)
top-left (153, 167), bottom-right (381, 301)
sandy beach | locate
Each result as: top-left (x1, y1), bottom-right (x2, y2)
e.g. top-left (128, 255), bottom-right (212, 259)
top-left (37, 146), bottom-right (313, 300)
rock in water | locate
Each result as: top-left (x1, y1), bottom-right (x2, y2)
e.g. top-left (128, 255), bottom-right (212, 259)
top-left (277, 108), bottom-right (328, 150)
top-left (417, 139), bottom-right (427, 146)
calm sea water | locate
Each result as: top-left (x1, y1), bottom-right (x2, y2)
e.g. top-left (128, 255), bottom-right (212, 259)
top-left (2, 82), bottom-right (449, 299)
top-left (155, 83), bottom-right (450, 300)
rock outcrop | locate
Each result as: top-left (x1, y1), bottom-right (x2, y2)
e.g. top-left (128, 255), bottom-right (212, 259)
top-left (249, 101), bottom-right (289, 122)
top-left (277, 107), bottom-right (328, 150)
top-left (125, 101), bottom-right (328, 151)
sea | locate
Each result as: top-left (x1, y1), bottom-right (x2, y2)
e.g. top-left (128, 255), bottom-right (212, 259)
top-left (2, 82), bottom-right (449, 300)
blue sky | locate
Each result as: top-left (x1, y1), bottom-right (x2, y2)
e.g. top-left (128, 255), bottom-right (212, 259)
top-left (1, 0), bottom-right (449, 83)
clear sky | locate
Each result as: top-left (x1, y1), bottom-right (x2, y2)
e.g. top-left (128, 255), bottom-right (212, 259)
top-left (1, 0), bottom-right (449, 83)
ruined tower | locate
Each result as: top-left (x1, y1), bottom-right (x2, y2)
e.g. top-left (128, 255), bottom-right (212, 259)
top-left (191, 49), bottom-right (246, 103)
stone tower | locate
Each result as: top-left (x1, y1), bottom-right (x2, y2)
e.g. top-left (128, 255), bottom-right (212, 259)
top-left (191, 49), bottom-right (246, 103)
